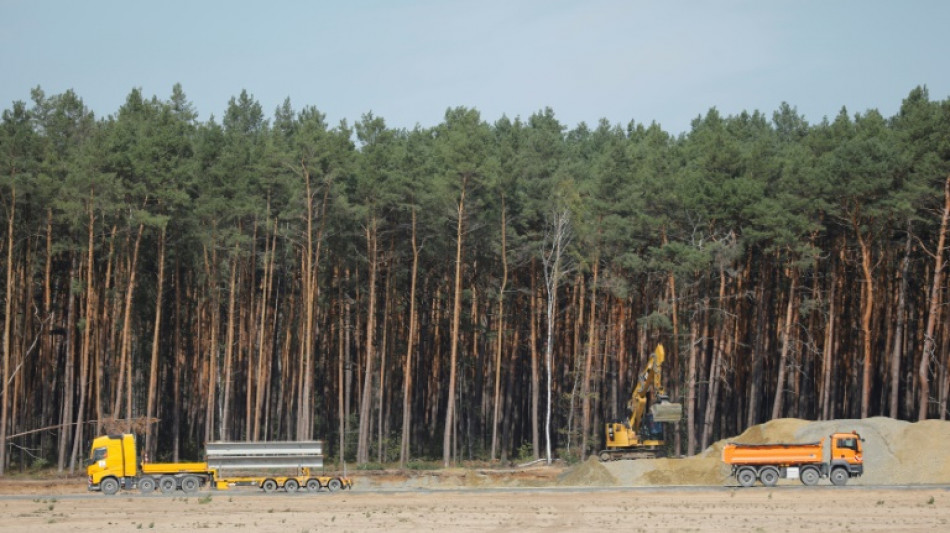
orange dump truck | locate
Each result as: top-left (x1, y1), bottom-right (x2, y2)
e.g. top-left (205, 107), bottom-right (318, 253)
top-left (722, 431), bottom-right (864, 487)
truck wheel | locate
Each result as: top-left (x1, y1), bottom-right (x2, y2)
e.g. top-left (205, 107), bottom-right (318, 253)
top-left (262, 479), bottom-right (278, 493)
top-left (327, 478), bottom-right (343, 492)
top-left (306, 479), bottom-right (321, 492)
top-left (759, 467), bottom-right (779, 487)
top-left (139, 476), bottom-right (156, 494)
top-left (181, 476), bottom-right (200, 494)
top-left (101, 477), bottom-right (120, 496)
top-left (830, 467), bottom-right (849, 486)
top-left (737, 468), bottom-right (757, 488)
top-left (159, 476), bottom-right (177, 494)
top-left (800, 467), bottom-right (820, 486)
top-left (283, 479), bottom-right (299, 493)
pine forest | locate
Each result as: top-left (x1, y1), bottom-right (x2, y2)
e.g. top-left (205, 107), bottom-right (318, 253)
top-left (2, 84), bottom-right (950, 476)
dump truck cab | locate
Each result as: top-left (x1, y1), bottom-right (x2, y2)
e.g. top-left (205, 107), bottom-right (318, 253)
top-left (829, 431), bottom-right (863, 478)
top-left (87, 434), bottom-right (138, 494)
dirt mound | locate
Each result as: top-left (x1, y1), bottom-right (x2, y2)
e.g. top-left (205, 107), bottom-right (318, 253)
top-left (558, 417), bottom-right (950, 487)
top-left (557, 457), bottom-right (617, 486)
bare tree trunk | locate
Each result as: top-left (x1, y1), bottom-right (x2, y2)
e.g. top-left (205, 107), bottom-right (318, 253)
top-left (400, 208), bottom-right (419, 467)
top-left (0, 185), bottom-right (15, 475)
top-left (771, 266), bottom-right (798, 420)
top-left (357, 216), bottom-right (378, 464)
top-left (444, 178), bottom-right (467, 467)
top-left (114, 222), bottom-right (144, 425)
top-left (490, 200), bottom-right (508, 461)
top-left (542, 207), bottom-right (570, 464)
top-left (920, 175), bottom-right (950, 420)
top-left (58, 257), bottom-right (78, 472)
top-left (581, 256), bottom-right (599, 460)
top-left (221, 244), bottom-right (239, 440)
top-left (69, 193), bottom-right (97, 472)
top-left (530, 263), bottom-right (540, 460)
top-left (891, 226), bottom-right (912, 419)
top-left (145, 228), bottom-right (165, 457)
top-left (854, 225), bottom-right (874, 420)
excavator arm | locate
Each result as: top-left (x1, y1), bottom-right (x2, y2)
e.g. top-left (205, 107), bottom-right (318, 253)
top-left (627, 344), bottom-right (681, 429)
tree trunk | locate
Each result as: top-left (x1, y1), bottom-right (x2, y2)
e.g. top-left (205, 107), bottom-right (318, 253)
top-left (0, 185), bottom-right (15, 475)
top-left (891, 226), bottom-right (912, 419)
top-left (145, 228), bottom-right (165, 457)
top-left (358, 216), bottom-right (378, 464)
top-left (771, 266), bottom-right (798, 420)
top-left (444, 178), bottom-right (466, 467)
top-left (221, 244), bottom-right (239, 440)
top-left (400, 208), bottom-right (419, 466)
top-left (490, 200), bottom-right (507, 461)
top-left (919, 175), bottom-right (950, 420)
top-left (581, 257), bottom-right (599, 460)
top-left (114, 222), bottom-right (144, 425)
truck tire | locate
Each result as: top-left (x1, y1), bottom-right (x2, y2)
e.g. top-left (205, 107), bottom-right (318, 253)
top-left (800, 467), bottom-right (820, 486)
top-left (262, 479), bottom-right (278, 493)
top-left (283, 479), bottom-right (299, 493)
top-left (181, 476), bottom-right (200, 494)
top-left (758, 467), bottom-right (780, 487)
top-left (327, 478), bottom-right (343, 491)
top-left (306, 479), bottom-right (321, 492)
top-left (737, 468), bottom-right (757, 488)
top-left (101, 477), bottom-right (120, 496)
top-left (598, 451), bottom-right (612, 462)
top-left (830, 467), bottom-right (849, 486)
top-left (159, 475), bottom-right (177, 494)
top-left (139, 476), bottom-right (156, 494)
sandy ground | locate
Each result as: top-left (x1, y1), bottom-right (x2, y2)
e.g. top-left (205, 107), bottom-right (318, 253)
top-left (3, 418), bottom-right (949, 531)
top-left (1, 485), bottom-right (948, 532)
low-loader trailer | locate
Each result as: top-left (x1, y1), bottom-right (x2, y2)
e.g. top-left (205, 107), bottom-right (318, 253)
top-left (87, 433), bottom-right (351, 495)
top-left (722, 431), bottom-right (864, 487)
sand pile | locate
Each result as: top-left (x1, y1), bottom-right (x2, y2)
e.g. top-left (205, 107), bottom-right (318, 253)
top-left (559, 417), bottom-right (950, 487)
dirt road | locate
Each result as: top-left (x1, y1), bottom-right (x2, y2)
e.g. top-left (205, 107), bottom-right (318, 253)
top-left (2, 486), bottom-right (948, 532)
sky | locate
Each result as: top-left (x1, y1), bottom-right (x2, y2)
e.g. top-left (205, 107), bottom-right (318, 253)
top-left (1, 0), bottom-right (949, 135)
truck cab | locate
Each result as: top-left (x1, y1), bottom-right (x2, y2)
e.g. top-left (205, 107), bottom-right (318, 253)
top-left (829, 431), bottom-right (864, 478)
top-left (87, 434), bottom-right (138, 494)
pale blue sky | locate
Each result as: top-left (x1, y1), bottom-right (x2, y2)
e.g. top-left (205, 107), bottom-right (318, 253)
top-left (1, 0), bottom-right (948, 134)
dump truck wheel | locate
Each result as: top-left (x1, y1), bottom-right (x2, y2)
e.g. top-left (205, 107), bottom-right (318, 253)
top-left (283, 479), bottom-right (299, 493)
top-left (262, 479), bottom-right (278, 493)
top-left (159, 476), bottom-right (177, 494)
top-left (759, 467), bottom-right (779, 487)
top-left (737, 468), bottom-right (757, 487)
top-left (101, 477), bottom-right (120, 496)
top-left (327, 478), bottom-right (343, 492)
top-left (306, 479), bottom-right (321, 492)
top-left (181, 476), bottom-right (200, 494)
top-left (139, 476), bottom-right (156, 494)
top-left (830, 467), bottom-right (849, 486)
top-left (800, 467), bottom-right (820, 486)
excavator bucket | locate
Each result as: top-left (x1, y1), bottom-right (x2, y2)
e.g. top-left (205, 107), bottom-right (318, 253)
top-left (650, 401), bottom-right (683, 423)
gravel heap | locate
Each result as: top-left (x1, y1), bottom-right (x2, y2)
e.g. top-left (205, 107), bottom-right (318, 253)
top-left (559, 417), bottom-right (950, 486)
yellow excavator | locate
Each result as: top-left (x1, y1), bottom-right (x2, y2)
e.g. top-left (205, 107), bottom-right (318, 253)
top-left (598, 344), bottom-right (683, 461)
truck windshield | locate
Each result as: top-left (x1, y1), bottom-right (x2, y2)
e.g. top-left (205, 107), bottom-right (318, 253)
top-left (836, 438), bottom-right (859, 451)
top-left (92, 447), bottom-right (107, 462)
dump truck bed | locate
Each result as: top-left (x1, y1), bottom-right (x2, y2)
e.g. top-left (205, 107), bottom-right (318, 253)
top-left (722, 441), bottom-right (823, 465)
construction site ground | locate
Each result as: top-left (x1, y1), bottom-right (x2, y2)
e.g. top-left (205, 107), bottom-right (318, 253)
top-left (1, 417), bottom-right (949, 531)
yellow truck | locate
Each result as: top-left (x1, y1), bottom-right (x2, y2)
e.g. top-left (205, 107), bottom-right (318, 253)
top-left (722, 431), bottom-right (864, 487)
top-left (87, 433), bottom-right (351, 495)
